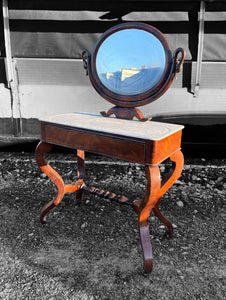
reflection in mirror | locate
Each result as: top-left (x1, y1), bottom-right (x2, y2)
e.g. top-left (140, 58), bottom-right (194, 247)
top-left (96, 29), bottom-right (166, 95)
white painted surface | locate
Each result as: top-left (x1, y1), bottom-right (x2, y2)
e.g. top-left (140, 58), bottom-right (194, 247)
top-left (19, 84), bottom-right (109, 118)
top-left (0, 83), bottom-right (12, 117)
top-left (40, 112), bottom-right (184, 141)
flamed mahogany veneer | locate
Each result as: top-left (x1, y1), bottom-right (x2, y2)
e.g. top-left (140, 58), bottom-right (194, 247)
top-left (36, 112), bottom-right (184, 273)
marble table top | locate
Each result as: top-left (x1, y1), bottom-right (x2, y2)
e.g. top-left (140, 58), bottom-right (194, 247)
top-left (40, 112), bottom-right (184, 141)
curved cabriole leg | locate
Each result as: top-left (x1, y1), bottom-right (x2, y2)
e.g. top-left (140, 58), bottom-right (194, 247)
top-left (153, 150), bottom-right (184, 237)
top-left (36, 141), bottom-right (65, 224)
top-left (138, 166), bottom-right (161, 273)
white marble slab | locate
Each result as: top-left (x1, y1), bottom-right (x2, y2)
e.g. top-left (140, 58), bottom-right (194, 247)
top-left (40, 112), bottom-right (184, 141)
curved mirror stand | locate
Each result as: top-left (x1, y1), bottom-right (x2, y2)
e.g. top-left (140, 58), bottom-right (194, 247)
top-left (96, 29), bottom-right (166, 96)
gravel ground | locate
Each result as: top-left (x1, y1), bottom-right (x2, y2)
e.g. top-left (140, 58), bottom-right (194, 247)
top-left (0, 151), bottom-right (225, 300)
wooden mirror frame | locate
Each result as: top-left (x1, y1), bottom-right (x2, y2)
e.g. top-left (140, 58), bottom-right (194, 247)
top-left (82, 22), bottom-right (185, 109)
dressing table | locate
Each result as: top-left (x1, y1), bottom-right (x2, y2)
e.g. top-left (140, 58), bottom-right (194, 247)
top-left (36, 22), bottom-right (185, 273)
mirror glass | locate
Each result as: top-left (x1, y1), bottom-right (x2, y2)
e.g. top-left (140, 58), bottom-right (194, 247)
top-left (96, 28), bottom-right (166, 96)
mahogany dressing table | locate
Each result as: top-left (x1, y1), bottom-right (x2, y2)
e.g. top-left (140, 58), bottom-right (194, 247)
top-left (36, 22), bottom-right (185, 273)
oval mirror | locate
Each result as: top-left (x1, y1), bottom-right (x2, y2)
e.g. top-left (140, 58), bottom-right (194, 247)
top-left (96, 28), bottom-right (166, 96)
top-left (83, 22), bottom-right (185, 108)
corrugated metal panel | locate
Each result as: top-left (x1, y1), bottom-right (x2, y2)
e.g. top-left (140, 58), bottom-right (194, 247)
top-left (203, 33), bottom-right (226, 61)
top-left (15, 59), bottom-right (88, 86)
top-left (14, 58), bottom-right (226, 89)
top-left (203, 9), bottom-right (226, 61)
top-left (7, 2), bottom-right (226, 61)
top-left (14, 58), bottom-right (187, 88)
top-left (199, 63), bottom-right (226, 88)
top-left (8, 1), bottom-right (200, 60)
top-left (12, 58), bottom-right (226, 124)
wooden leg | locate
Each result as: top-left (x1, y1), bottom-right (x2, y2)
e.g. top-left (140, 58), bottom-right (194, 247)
top-left (138, 166), bottom-right (161, 273)
top-left (76, 149), bottom-right (85, 203)
top-left (153, 150), bottom-right (184, 237)
top-left (135, 150), bottom-right (184, 272)
top-left (36, 142), bottom-right (65, 223)
top-left (36, 142), bottom-right (82, 224)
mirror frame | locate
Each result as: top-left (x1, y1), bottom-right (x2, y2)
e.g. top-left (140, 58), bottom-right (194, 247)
top-left (83, 22), bottom-right (185, 108)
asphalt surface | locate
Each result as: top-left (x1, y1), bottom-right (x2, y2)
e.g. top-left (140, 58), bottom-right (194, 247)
top-left (0, 145), bottom-right (225, 300)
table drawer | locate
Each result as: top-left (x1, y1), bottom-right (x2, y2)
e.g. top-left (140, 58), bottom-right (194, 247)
top-left (42, 124), bottom-right (146, 164)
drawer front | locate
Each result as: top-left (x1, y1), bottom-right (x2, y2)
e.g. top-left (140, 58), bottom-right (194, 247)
top-left (42, 124), bottom-right (146, 164)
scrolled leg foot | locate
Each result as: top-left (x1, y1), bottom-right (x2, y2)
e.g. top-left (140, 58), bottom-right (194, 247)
top-left (40, 199), bottom-right (57, 224)
top-left (153, 205), bottom-right (173, 238)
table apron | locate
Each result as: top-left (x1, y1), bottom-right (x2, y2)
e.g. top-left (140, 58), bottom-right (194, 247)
top-left (42, 124), bottom-right (146, 164)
